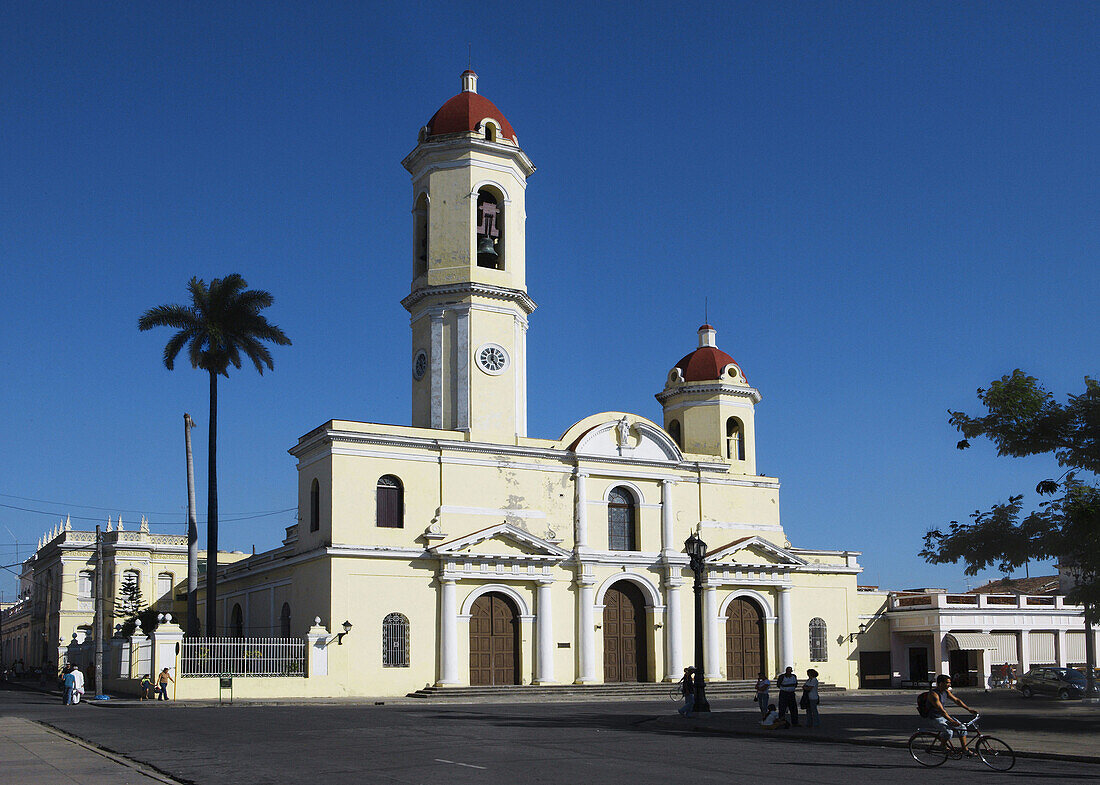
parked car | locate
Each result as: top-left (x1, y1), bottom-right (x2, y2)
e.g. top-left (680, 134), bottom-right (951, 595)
top-left (1016, 667), bottom-right (1086, 699)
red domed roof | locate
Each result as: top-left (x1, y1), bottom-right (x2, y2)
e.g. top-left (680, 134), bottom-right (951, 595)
top-left (426, 72), bottom-right (517, 142)
top-left (675, 346), bottom-right (739, 382)
top-left (674, 324), bottom-right (744, 383)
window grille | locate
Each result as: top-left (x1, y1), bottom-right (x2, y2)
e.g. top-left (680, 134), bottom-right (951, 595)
top-left (383, 612), bottom-right (410, 668)
top-left (607, 487), bottom-right (637, 551)
top-left (809, 617), bottom-right (828, 662)
top-left (377, 476), bottom-right (404, 528)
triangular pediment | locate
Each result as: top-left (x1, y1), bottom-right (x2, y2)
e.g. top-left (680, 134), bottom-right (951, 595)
top-left (707, 536), bottom-right (807, 567)
top-left (430, 522), bottom-right (571, 561)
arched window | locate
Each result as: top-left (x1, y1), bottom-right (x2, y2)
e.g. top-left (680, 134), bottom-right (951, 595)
top-left (726, 417), bottom-right (745, 461)
top-left (382, 612), bottom-right (410, 668)
top-left (668, 419), bottom-right (682, 449)
top-left (607, 487), bottom-right (638, 551)
top-left (809, 617), bottom-right (828, 662)
top-left (475, 188), bottom-right (504, 269)
top-left (413, 192), bottom-right (429, 277)
top-left (231, 603), bottom-right (244, 638)
top-left (377, 475), bottom-right (404, 528)
top-left (280, 603), bottom-right (291, 638)
top-left (122, 569), bottom-right (140, 588)
top-left (156, 572), bottom-right (174, 609)
top-left (310, 478), bottom-right (320, 532)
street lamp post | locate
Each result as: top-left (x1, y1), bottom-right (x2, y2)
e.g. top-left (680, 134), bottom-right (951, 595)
top-left (685, 533), bottom-right (711, 713)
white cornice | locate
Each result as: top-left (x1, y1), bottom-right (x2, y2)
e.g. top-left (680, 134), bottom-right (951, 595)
top-left (401, 282), bottom-right (537, 315)
top-left (656, 383), bottom-right (762, 405)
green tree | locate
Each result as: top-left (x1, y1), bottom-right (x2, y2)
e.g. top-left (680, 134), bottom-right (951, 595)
top-left (115, 574), bottom-right (144, 621)
top-left (139, 275), bottom-right (291, 637)
top-left (922, 370), bottom-right (1100, 698)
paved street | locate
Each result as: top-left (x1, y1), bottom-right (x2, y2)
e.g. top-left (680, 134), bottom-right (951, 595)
top-left (3, 684), bottom-right (1100, 784)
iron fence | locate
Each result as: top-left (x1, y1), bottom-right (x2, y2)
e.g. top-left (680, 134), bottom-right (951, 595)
top-left (179, 637), bottom-right (306, 678)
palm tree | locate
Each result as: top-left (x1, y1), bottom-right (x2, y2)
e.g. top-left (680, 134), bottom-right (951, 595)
top-left (139, 275), bottom-right (290, 637)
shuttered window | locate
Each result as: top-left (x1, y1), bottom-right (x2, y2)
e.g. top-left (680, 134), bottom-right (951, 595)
top-left (310, 479), bottom-right (320, 532)
top-left (377, 476), bottom-right (404, 528)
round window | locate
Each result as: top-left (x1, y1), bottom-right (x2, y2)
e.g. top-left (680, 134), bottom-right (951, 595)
top-left (412, 350), bottom-right (428, 381)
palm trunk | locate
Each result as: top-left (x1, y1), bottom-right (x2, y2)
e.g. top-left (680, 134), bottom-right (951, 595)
top-left (184, 413), bottom-right (198, 636)
top-left (205, 371), bottom-right (219, 638)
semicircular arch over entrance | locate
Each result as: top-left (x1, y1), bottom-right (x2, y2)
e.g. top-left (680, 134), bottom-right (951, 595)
top-left (725, 596), bottom-right (765, 681)
top-left (469, 591), bottom-right (520, 686)
top-left (603, 580), bottom-right (648, 683)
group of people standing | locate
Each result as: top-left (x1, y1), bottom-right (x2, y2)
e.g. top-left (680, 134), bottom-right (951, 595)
top-left (756, 667), bottom-right (821, 728)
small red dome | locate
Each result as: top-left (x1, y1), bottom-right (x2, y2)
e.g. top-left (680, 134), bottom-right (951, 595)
top-left (425, 73), bottom-right (517, 142)
top-left (675, 346), bottom-right (739, 382)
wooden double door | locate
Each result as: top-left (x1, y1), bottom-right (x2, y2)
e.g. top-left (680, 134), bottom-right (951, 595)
top-left (725, 597), bottom-right (765, 680)
top-left (603, 582), bottom-right (647, 682)
top-left (469, 592), bottom-right (520, 686)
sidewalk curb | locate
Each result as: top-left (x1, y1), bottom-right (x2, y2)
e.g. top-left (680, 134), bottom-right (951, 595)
top-left (33, 719), bottom-right (190, 784)
top-left (646, 717), bottom-right (1100, 766)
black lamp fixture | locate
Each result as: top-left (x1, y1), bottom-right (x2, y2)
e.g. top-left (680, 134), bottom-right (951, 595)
top-left (337, 619), bottom-right (353, 645)
top-left (684, 532), bottom-right (711, 713)
top-left (847, 622), bottom-right (867, 643)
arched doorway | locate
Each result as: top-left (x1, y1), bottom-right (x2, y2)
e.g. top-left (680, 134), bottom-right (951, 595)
top-left (469, 592), bottom-right (519, 686)
top-left (725, 597), bottom-right (765, 680)
top-left (603, 581), bottom-right (647, 682)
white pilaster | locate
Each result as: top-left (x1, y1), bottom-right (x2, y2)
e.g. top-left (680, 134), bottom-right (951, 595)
top-left (430, 312), bottom-right (444, 429)
top-left (456, 306), bottom-right (470, 430)
top-left (535, 580), bottom-right (554, 684)
top-left (573, 471), bottom-right (588, 550)
top-left (660, 479), bottom-right (675, 554)
top-left (438, 577), bottom-right (460, 685)
top-left (1018, 630), bottom-right (1031, 674)
top-left (933, 629), bottom-right (950, 679)
top-left (1056, 629), bottom-right (1068, 667)
top-left (664, 578), bottom-right (683, 680)
top-left (515, 315), bottom-right (527, 438)
top-left (704, 584), bottom-right (720, 680)
top-left (778, 586), bottom-right (794, 669)
top-left (577, 577), bottom-right (597, 683)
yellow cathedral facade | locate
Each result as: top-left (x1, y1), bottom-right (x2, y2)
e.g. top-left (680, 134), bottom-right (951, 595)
top-left (194, 71), bottom-right (875, 697)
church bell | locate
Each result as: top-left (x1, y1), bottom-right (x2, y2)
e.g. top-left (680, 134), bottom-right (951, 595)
top-left (477, 235), bottom-right (497, 256)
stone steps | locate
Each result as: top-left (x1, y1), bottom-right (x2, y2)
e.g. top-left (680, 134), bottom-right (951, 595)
top-left (407, 681), bottom-right (845, 701)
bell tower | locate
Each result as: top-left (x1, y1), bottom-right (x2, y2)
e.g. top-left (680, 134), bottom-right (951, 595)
top-left (655, 325), bottom-right (762, 474)
top-left (401, 72), bottom-right (536, 442)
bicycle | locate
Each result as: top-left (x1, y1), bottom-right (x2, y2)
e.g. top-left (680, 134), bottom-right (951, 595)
top-left (670, 681), bottom-right (685, 702)
top-left (908, 714), bottom-right (1015, 771)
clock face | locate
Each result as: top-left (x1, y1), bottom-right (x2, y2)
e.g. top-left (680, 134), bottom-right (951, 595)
top-left (476, 343), bottom-right (509, 375)
top-left (413, 350), bottom-right (427, 380)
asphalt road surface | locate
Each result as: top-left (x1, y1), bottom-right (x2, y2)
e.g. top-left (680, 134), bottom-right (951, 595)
top-left (3, 686), bottom-right (1099, 785)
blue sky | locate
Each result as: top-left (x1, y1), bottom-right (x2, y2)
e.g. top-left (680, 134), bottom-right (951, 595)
top-left (2, 1), bottom-right (1097, 599)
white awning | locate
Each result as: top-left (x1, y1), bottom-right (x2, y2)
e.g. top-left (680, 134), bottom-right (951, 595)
top-left (945, 633), bottom-right (1000, 651)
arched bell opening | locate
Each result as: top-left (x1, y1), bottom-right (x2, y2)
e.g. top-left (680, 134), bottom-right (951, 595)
top-left (413, 193), bottom-right (429, 278)
top-left (475, 187), bottom-right (505, 270)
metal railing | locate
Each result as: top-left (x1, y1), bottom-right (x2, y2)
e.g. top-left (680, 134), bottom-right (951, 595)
top-left (179, 637), bottom-right (306, 678)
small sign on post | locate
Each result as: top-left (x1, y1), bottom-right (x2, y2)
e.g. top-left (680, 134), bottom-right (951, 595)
top-left (219, 676), bottom-right (233, 705)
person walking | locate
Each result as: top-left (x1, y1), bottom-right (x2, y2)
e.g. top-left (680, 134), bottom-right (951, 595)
top-left (61, 666), bottom-right (76, 705)
top-left (677, 666), bottom-right (697, 718)
top-left (802, 668), bottom-right (821, 727)
top-left (71, 665), bottom-right (85, 704)
top-left (776, 666), bottom-right (799, 726)
top-left (754, 672), bottom-right (771, 719)
top-left (157, 668), bottom-right (174, 701)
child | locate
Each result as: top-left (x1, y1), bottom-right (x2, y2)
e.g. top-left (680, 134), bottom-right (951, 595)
top-left (760, 703), bottom-right (790, 730)
top-left (140, 674), bottom-right (155, 700)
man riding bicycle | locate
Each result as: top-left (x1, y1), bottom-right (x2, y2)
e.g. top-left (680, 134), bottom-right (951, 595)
top-left (928, 675), bottom-right (978, 754)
